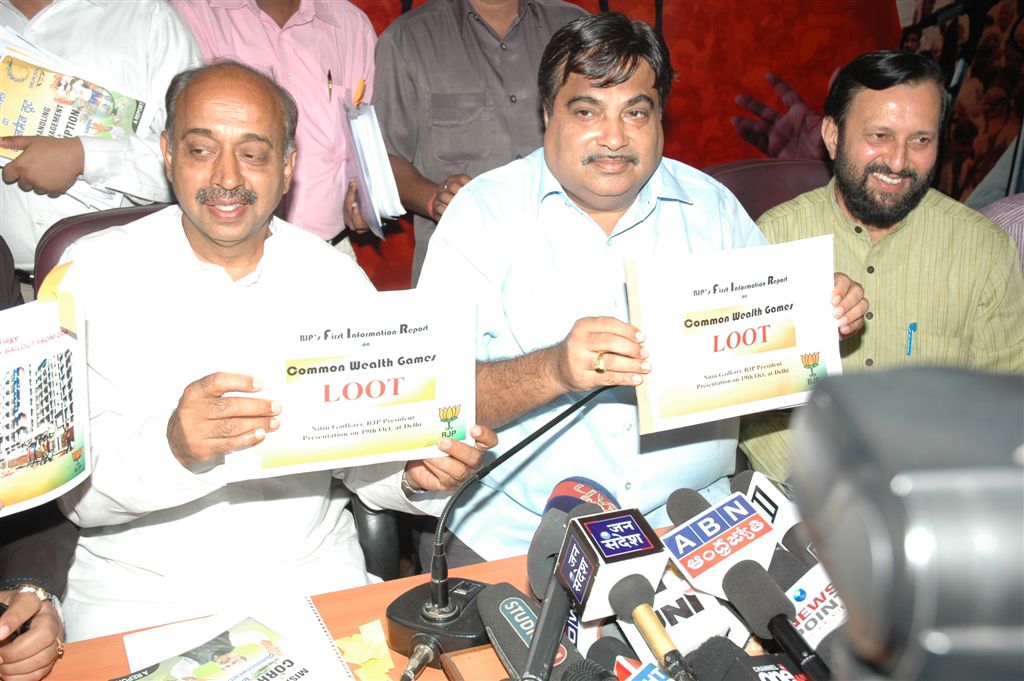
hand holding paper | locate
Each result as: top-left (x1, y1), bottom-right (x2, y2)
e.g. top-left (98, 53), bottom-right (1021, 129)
top-left (167, 372), bottom-right (282, 469)
top-left (404, 424), bottom-right (497, 492)
top-left (830, 272), bottom-right (868, 338)
top-left (555, 316), bottom-right (649, 392)
top-left (1, 135), bottom-right (84, 195)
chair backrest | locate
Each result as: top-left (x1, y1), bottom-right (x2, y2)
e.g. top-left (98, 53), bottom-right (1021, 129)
top-left (979, 193), bottom-right (1024, 268)
top-left (704, 158), bottom-right (832, 221)
top-left (33, 204), bottom-right (169, 294)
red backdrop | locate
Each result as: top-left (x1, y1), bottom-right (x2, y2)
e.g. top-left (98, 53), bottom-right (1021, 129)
top-left (349, 0), bottom-right (901, 289)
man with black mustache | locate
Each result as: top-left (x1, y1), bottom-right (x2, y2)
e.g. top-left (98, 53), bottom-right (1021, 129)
top-left (52, 61), bottom-right (496, 641)
top-left (741, 50), bottom-right (1024, 482)
top-left (416, 13), bottom-right (868, 565)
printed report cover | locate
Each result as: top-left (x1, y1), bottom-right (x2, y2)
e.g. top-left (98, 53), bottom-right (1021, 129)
top-left (625, 235), bottom-right (842, 434)
top-left (223, 288), bottom-right (476, 481)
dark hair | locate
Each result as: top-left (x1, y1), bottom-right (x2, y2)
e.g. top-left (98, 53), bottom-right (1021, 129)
top-left (164, 60), bottom-right (298, 157)
top-left (824, 50), bottom-right (949, 131)
top-left (538, 12), bottom-right (675, 116)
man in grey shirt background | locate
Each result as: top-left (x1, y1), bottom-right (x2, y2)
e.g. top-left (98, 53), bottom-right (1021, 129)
top-left (375, 0), bottom-right (587, 284)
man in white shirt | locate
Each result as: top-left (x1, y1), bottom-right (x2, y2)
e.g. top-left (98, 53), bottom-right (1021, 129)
top-left (0, 0), bottom-right (201, 284)
top-left (57, 61), bottom-right (494, 641)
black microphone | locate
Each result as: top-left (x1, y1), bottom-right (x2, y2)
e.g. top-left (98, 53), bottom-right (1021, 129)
top-left (683, 636), bottom-right (745, 681)
top-left (386, 386), bottom-right (611, 680)
top-left (722, 560), bottom-right (832, 681)
top-left (477, 581), bottom-right (584, 681)
top-left (665, 488), bottom-right (711, 526)
top-left (608, 575), bottom-right (696, 681)
top-left (522, 502), bottom-right (605, 681)
top-left (560, 658), bottom-right (616, 681)
top-left (586, 634), bottom-right (639, 672)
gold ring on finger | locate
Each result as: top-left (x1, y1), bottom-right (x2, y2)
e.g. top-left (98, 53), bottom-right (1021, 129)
top-left (593, 352), bottom-right (606, 374)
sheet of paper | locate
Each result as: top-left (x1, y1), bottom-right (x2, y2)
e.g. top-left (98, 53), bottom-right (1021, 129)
top-left (222, 288), bottom-right (476, 481)
top-left (626, 236), bottom-right (841, 434)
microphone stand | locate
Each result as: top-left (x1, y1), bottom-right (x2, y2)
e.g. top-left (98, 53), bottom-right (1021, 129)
top-left (387, 386), bottom-right (611, 680)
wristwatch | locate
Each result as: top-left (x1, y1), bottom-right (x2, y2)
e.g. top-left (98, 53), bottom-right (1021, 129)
top-left (13, 583), bottom-right (65, 630)
top-left (400, 470), bottom-right (424, 499)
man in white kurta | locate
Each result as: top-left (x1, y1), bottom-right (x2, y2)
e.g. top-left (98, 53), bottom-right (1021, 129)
top-left (57, 61), bottom-right (489, 640)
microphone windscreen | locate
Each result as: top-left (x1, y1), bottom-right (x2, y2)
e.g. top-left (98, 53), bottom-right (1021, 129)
top-left (543, 477), bottom-right (620, 514)
top-left (683, 636), bottom-right (744, 681)
top-left (561, 658), bottom-right (616, 681)
top-left (666, 488), bottom-right (711, 526)
top-left (607, 574), bottom-right (655, 622)
top-left (528, 508), bottom-right (569, 598)
top-left (780, 522), bottom-right (818, 568)
top-left (767, 545), bottom-right (809, 591)
top-left (730, 469), bottom-right (755, 495)
top-left (586, 635), bottom-right (638, 670)
top-left (721, 560), bottom-right (796, 640)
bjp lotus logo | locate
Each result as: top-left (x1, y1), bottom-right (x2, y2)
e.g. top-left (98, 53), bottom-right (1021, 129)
top-left (439, 404), bottom-right (461, 438)
top-left (801, 351), bottom-right (821, 385)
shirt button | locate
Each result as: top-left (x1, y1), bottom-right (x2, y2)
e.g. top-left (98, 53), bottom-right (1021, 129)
top-left (866, 311), bottom-right (874, 320)
top-left (509, 94), bottom-right (517, 103)
top-left (866, 266), bottom-right (875, 274)
top-left (624, 482), bottom-right (632, 491)
top-left (855, 226), bottom-right (863, 233)
top-left (500, 42), bottom-right (508, 51)
top-left (865, 358), bottom-right (874, 367)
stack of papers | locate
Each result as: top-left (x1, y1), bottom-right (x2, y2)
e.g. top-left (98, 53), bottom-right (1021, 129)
top-left (342, 102), bottom-right (403, 238)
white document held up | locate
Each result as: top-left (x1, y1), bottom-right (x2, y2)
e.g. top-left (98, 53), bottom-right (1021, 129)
top-left (222, 289), bottom-right (476, 481)
top-left (626, 235), bottom-right (842, 434)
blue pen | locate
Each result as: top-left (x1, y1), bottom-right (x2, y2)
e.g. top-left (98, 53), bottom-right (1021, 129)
top-left (906, 322), bottom-right (918, 356)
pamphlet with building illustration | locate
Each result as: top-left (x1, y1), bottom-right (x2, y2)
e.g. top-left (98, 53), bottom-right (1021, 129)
top-left (0, 264), bottom-right (90, 517)
top-left (625, 236), bottom-right (842, 434)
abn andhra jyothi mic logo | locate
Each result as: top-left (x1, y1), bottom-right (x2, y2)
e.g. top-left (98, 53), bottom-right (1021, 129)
top-left (438, 404), bottom-right (461, 439)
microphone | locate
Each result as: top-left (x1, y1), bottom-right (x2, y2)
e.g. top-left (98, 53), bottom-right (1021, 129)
top-left (767, 549), bottom-right (847, 671)
top-left (586, 633), bottom-right (639, 670)
top-left (386, 386), bottom-right (611, 680)
top-left (722, 560), bottom-right (832, 681)
top-left (530, 479), bottom-right (621, 599)
top-left (561, 658), bottom-right (616, 681)
top-left (608, 575), bottom-right (695, 681)
top-left (477, 582), bottom-right (584, 681)
top-left (683, 636), bottom-right (745, 681)
top-left (661, 490), bottom-right (776, 600)
top-left (732, 471), bottom-right (817, 569)
top-left (523, 502), bottom-right (606, 681)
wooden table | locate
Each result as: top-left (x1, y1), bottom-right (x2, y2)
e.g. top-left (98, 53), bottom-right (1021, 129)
top-left (48, 556), bottom-right (531, 680)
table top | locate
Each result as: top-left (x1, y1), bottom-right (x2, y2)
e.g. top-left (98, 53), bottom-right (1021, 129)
top-left (48, 555), bottom-right (530, 680)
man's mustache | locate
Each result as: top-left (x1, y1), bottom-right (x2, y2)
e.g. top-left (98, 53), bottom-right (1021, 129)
top-left (196, 186), bottom-right (258, 205)
top-left (582, 153), bottom-right (639, 166)
top-left (863, 161), bottom-right (916, 181)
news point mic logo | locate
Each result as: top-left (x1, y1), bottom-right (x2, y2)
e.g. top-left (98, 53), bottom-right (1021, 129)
top-left (792, 588), bottom-right (807, 602)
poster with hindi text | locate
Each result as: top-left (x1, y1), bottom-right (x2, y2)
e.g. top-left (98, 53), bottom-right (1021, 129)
top-left (625, 236), bottom-right (841, 435)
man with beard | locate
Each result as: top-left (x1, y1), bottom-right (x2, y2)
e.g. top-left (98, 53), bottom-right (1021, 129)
top-left (740, 50), bottom-right (1024, 482)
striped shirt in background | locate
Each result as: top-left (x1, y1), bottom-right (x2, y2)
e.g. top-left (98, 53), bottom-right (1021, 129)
top-left (740, 179), bottom-right (1024, 481)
